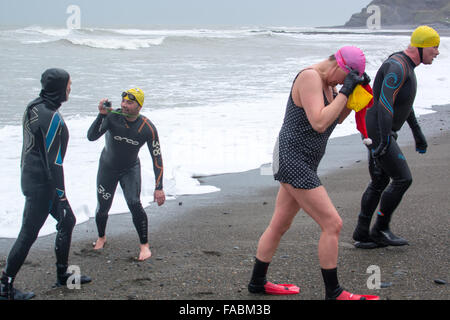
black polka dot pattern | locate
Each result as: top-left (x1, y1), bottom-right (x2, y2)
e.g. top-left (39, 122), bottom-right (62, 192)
top-left (273, 74), bottom-right (338, 190)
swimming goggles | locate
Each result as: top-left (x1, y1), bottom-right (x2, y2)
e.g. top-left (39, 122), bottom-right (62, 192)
top-left (121, 91), bottom-right (141, 106)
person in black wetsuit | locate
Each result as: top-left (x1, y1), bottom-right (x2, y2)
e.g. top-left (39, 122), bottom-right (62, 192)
top-left (0, 68), bottom-right (91, 300)
top-left (87, 88), bottom-right (165, 261)
top-left (353, 26), bottom-right (441, 249)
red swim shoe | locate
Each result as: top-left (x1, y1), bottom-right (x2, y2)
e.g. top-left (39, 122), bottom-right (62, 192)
top-left (263, 282), bottom-right (300, 295)
top-left (248, 280), bottom-right (300, 295)
top-left (335, 290), bottom-right (379, 300)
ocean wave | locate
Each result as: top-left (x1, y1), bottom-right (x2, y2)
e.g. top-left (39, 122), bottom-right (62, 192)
top-left (13, 26), bottom-right (267, 50)
top-left (10, 26), bottom-right (165, 49)
top-left (17, 25), bottom-right (75, 37)
top-left (10, 25), bottom-right (274, 41)
top-left (20, 35), bottom-right (166, 50)
top-left (6, 25), bottom-right (424, 39)
top-left (6, 25), bottom-right (423, 51)
top-left (12, 25), bottom-right (259, 38)
top-left (64, 37), bottom-right (165, 50)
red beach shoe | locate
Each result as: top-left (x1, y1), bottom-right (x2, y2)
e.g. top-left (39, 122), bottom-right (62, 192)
top-left (263, 282), bottom-right (300, 295)
top-left (335, 290), bottom-right (379, 300)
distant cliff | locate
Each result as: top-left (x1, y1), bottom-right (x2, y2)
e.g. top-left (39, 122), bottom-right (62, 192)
top-left (344, 0), bottom-right (450, 28)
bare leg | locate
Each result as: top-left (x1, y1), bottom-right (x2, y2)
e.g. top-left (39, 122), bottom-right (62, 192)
top-left (93, 236), bottom-right (106, 250)
top-left (256, 185), bottom-right (301, 262)
top-left (138, 243), bottom-right (152, 261)
top-left (282, 183), bottom-right (342, 269)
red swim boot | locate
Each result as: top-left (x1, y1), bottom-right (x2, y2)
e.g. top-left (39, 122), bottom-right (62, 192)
top-left (263, 282), bottom-right (300, 295)
top-left (334, 290), bottom-right (379, 300)
top-left (248, 281), bottom-right (300, 295)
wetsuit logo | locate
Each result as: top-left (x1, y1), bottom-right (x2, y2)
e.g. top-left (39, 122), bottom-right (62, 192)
top-left (114, 136), bottom-right (139, 146)
top-left (152, 140), bottom-right (161, 156)
top-left (98, 185), bottom-right (112, 200)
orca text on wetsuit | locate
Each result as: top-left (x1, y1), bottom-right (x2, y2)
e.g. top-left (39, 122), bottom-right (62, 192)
top-left (87, 109), bottom-right (163, 245)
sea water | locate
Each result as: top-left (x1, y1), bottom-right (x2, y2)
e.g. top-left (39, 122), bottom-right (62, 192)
top-left (0, 26), bottom-right (448, 237)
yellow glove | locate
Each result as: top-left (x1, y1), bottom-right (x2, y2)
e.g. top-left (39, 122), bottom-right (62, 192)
top-left (347, 84), bottom-right (373, 112)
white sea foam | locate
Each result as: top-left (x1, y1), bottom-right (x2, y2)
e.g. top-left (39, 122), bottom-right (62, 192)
top-left (65, 37), bottom-right (165, 50)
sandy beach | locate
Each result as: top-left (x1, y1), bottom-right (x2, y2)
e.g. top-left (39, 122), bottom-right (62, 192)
top-left (0, 105), bottom-right (448, 303)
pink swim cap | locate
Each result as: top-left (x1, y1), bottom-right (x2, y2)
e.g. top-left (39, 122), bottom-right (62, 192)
top-left (335, 46), bottom-right (366, 76)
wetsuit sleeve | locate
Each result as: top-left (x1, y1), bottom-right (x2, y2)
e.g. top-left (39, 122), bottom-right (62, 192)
top-left (407, 109), bottom-right (427, 153)
top-left (87, 113), bottom-right (109, 141)
top-left (146, 121), bottom-right (164, 190)
top-left (33, 108), bottom-right (67, 199)
top-left (372, 60), bottom-right (405, 158)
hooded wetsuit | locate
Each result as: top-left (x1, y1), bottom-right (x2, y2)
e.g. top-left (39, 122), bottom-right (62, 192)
top-left (355, 52), bottom-right (426, 239)
top-left (3, 68), bottom-right (76, 279)
top-left (87, 111), bottom-right (163, 244)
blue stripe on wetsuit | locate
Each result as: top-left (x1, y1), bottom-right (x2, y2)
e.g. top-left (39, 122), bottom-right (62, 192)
top-left (45, 112), bottom-right (61, 152)
top-left (56, 188), bottom-right (65, 198)
top-left (55, 145), bottom-right (63, 165)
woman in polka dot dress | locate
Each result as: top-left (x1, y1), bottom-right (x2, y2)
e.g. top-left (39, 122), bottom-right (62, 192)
top-left (248, 47), bottom-right (379, 300)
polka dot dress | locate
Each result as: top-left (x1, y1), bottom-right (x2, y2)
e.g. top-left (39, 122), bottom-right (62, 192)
top-left (273, 72), bottom-right (338, 189)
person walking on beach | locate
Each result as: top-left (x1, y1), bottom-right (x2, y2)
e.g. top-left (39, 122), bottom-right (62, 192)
top-left (352, 26), bottom-right (440, 249)
top-left (0, 68), bottom-right (91, 300)
top-left (87, 88), bottom-right (165, 261)
top-left (248, 47), bottom-right (379, 300)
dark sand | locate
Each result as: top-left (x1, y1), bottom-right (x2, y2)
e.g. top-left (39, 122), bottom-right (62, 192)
top-left (0, 105), bottom-right (448, 301)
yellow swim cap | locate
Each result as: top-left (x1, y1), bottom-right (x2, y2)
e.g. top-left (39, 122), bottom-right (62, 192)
top-left (411, 25), bottom-right (440, 48)
top-left (122, 87), bottom-right (144, 107)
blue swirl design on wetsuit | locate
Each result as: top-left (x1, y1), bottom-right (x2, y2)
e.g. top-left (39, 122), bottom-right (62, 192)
top-left (380, 59), bottom-right (404, 115)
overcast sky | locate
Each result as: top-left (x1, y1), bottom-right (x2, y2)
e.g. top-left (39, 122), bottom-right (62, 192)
top-left (0, 0), bottom-right (372, 28)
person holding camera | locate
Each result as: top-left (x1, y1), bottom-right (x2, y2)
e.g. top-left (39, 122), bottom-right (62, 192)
top-left (87, 88), bottom-right (165, 261)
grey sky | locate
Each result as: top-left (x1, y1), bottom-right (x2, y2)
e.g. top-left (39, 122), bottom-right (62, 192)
top-left (0, 0), bottom-right (372, 27)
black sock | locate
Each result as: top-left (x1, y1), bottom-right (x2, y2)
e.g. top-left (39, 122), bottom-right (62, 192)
top-left (321, 268), bottom-right (343, 298)
top-left (250, 257), bottom-right (270, 286)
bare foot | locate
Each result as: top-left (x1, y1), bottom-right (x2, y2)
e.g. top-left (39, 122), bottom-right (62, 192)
top-left (93, 237), bottom-right (106, 250)
top-left (138, 243), bottom-right (152, 261)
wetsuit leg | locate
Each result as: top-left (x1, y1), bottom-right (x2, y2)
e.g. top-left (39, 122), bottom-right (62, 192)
top-left (4, 187), bottom-right (53, 278)
top-left (119, 161), bottom-right (148, 244)
top-left (49, 195), bottom-right (76, 267)
top-left (353, 151), bottom-right (390, 242)
top-left (373, 140), bottom-right (412, 230)
top-left (95, 162), bottom-right (119, 238)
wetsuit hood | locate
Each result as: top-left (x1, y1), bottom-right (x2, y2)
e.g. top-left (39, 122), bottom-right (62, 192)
top-left (39, 68), bottom-right (70, 110)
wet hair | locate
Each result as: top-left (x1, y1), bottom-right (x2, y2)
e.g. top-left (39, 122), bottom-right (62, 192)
top-left (329, 54), bottom-right (336, 61)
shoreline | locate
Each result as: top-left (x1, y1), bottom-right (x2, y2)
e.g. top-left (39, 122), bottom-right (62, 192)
top-left (318, 24), bottom-right (450, 37)
top-left (0, 104), bottom-right (448, 300)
